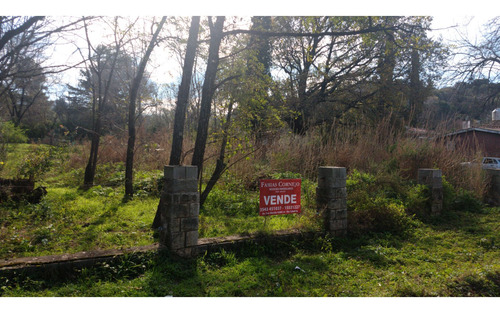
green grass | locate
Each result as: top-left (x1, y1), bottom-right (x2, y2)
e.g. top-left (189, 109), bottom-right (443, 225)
top-left (2, 143), bottom-right (500, 296)
top-left (0, 183), bottom-right (321, 259)
top-left (0, 143), bottom-right (34, 178)
top-left (0, 186), bottom-right (158, 258)
top-left (2, 207), bottom-right (500, 296)
top-left (0, 157), bottom-right (320, 259)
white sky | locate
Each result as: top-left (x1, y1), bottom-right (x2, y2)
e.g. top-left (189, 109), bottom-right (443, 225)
top-left (3, 1), bottom-right (500, 99)
top-left (3, 0), bottom-right (500, 16)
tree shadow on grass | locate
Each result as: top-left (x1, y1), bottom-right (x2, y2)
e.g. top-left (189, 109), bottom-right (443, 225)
top-left (141, 249), bottom-right (203, 296)
top-left (425, 208), bottom-right (495, 236)
top-left (79, 204), bottom-right (121, 249)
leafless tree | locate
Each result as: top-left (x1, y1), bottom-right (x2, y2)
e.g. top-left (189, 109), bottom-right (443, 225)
top-left (124, 16), bottom-right (167, 198)
top-left (453, 17), bottom-right (500, 103)
top-left (0, 16), bottom-right (86, 124)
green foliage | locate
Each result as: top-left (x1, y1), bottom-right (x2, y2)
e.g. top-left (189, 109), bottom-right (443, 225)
top-left (203, 187), bottom-right (258, 217)
top-left (0, 122), bottom-right (28, 171)
top-left (448, 271), bottom-right (500, 296)
top-left (200, 249), bottom-right (238, 269)
top-left (132, 171), bottom-right (163, 198)
top-left (17, 145), bottom-right (62, 181)
top-left (442, 176), bottom-right (484, 212)
top-left (404, 184), bottom-right (430, 216)
top-left (346, 170), bottom-right (417, 236)
top-left (0, 186), bottom-right (156, 259)
top-left (270, 171), bottom-right (301, 179)
top-left (0, 121), bottom-right (28, 144)
top-left (2, 207), bottom-right (500, 296)
top-left (94, 163), bottom-right (125, 186)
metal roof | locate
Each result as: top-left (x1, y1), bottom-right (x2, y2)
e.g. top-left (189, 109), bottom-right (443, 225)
top-left (444, 127), bottom-right (500, 137)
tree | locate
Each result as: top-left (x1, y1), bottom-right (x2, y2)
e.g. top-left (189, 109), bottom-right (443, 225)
top-left (453, 17), bottom-right (500, 108)
top-left (270, 16), bottom-right (447, 131)
top-left (3, 56), bottom-right (47, 126)
top-left (243, 16), bottom-right (276, 140)
top-left (79, 17), bottom-right (134, 189)
top-left (124, 16), bottom-right (167, 198)
top-left (0, 16), bottom-right (85, 135)
top-left (191, 16), bottom-right (225, 177)
top-left (272, 17), bottom-right (387, 133)
top-left (169, 16), bottom-right (201, 166)
top-left (0, 16), bottom-right (45, 93)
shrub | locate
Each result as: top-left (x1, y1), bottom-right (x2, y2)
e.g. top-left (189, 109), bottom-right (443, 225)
top-left (404, 184), bottom-right (430, 217)
top-left (0, 122), bottom-right (28, 172)
top-left (133, 171), bottom-right (163, 197)
top-left (348, 198), bottom-right (415, 236)
top-left (17, 145), bottom-right (59, 181)
top-left (443, 176), bottom-right (483, 212)
top-left (0, 121), bottom-right (28, 144)
top-left (346, 170), bottom-right (416, 236)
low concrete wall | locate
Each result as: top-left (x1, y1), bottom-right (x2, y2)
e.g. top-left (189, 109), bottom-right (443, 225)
top-left (0, 231), bottom-right (316, 277)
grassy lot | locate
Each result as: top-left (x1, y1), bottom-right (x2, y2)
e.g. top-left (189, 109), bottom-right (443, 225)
top-left (1, 143), bottom-right (500, 296)
top-left (1, 207), bottom-right (499, 297)
top-left (0, 184), bottom-right (320, 259)
top-left (0, 143), bottom-right (320, 259)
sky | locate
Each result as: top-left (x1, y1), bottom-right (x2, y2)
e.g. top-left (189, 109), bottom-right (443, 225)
top-left (3, 1), bottom-right (500, 100)
top-left (3, 0), bottom-right (500, 16)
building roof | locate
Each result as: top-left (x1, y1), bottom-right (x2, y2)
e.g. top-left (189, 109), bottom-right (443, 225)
top-left (444, 127), bottom-right (500, 137)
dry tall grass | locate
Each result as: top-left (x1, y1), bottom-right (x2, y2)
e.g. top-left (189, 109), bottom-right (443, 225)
top-left (63, 117), bottom-right (489, 199)
top-left (227, 118), bottom-right (487, 198)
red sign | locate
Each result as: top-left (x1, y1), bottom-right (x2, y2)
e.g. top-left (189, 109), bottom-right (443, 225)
top-left (259, 179), bottom-right (301, 216)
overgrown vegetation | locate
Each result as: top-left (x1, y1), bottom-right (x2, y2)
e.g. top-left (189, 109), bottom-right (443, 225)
top-left (2, 207), bottom-right (499, 296)
top-left (0, 121), bottom-right (490, 259)
top-left (0, 114), bottom-right (495, 297)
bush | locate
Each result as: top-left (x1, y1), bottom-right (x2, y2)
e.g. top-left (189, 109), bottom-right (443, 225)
top-left (403, 184), bottom-right (430, 217)
top-left (0, 122), bottom-right (28, 171)
top-left (443, 176), bottom-right (483, 212)
top-left (348, 198), bottom-right (416, 236)
top-left (17, 145), bottom-right (59, 181)
top-left (0, 121), bottom-right (28, 144)
top-left (132, 171), bottom-right (163, 197)
top-left (346, 170), bottom-right (416, 236)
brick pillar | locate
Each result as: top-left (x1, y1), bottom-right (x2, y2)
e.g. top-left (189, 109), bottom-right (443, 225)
top-left (418, 169), bottom-right (443, 216)
top-left (158, 166), bottom-right (199, 257)
top-left (485, 169), bottom-right (500, 206)
top-left (317, 167), bottom-right (347, 236)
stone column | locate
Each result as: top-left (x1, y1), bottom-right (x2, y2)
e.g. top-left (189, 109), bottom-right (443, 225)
top-left (485, 169), bottom-right (500, 206)
top-left (158, 166), bottom-right (199, 257)
top-left (317, 167), bottom-right (347, 236)
top-left (417, 169), bottom-right (443, 216)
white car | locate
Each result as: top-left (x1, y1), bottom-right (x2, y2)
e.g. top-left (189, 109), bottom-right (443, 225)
top-left (482, 157), bottom-right (500, 170)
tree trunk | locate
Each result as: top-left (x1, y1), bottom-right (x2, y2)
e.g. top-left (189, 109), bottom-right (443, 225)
top-left (83, 118), bottom-right (100, 189)
top-left (124, 17), bottom-right (166, 199)
top-left (191, 16), bottom-right (225, 177)
top-left (152, 16), bottom-right (201, 229)
top-left (377, 31), bottom-right (396, 116)
top-left (82, 51), bottom-right (119, 189)
top-left (169, 16), bottom-right (200, 166)
top-left (408, 48), bottom-right (423, 125)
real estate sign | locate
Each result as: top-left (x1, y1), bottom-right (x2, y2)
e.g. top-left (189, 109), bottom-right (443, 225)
top-left (259, 179), bottom-right (301, 216)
